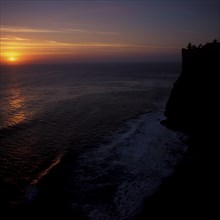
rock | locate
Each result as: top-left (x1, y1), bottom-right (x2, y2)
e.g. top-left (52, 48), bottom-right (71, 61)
top-left (137, 40), bottom-right (220, 220)
top-left (164, 40), bottom-right (220, 136)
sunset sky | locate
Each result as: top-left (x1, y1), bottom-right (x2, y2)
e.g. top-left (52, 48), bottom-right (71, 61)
top-left (1, 0), bottom-right (219, 64)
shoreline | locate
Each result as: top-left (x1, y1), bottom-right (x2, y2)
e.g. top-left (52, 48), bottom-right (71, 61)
top-left (25, 112), bottom-right (187, 219)
top-left (136, 134), bottom-right (217, 219)
top-left (137, 41), bottom-right (220, 219)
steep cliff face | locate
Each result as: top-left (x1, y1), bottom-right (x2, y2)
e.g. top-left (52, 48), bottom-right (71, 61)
top-left (164, 41), bottom-right (220, 202)
top-left (164, 41), bottom-right (220, 136)
top-left (137, 42), bottom-right (219, 219)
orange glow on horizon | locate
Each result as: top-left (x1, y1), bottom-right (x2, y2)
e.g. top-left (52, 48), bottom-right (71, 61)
top-left (0, 35), bottom-right (178, 64)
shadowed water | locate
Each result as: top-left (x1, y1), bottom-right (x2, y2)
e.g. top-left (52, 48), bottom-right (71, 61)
top-left (0, 63), bottom-right (182, 218)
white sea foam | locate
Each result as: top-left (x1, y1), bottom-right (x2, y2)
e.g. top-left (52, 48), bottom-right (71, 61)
top-left (73, 112), bottom-right (187, 220)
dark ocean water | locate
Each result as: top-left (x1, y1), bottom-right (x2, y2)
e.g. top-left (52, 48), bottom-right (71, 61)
top-left (0, 63), bottom-right (186, 219)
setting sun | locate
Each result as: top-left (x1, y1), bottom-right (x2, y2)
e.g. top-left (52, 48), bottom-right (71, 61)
top-left (1, 52), bottom-right (22, 64)
top-left (8, 57), bottom-right (16, 62)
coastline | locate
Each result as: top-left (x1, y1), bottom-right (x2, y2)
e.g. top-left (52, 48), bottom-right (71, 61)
top-left (8, 111), bottom-right (187, 219)
top-left (136, 132), bottom-right (218, 219)
top-left (136, 41), bottom-right (219, 219)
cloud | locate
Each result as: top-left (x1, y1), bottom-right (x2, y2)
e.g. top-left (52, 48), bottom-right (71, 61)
top-left (0, 35), bottom-right (30, 41)
top-left (1, 25), bottom-right (119, 36)
top-left (58, 22), bottom-right (95, 28)
top-left (1, 35), bottom-right (124, 49)
top-left (0, 26), bottom-right (66, 33)
top-left (65, 28), bottom-right (119, 35)
top-left (0, 36), bottom-right (127, 56)
top-left (0, 34), bottom-right (178, 58)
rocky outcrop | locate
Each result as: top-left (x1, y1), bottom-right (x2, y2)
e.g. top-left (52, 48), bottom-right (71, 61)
top-left (137, 41), bottom-right (219, 219)
top-left (164, 40), bottom-right (220, 136)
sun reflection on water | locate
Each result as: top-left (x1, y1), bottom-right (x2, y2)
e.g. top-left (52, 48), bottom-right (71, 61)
top-left (6, 87), bottom-right (29, 127)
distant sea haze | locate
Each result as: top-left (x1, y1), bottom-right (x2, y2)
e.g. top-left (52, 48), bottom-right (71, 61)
top-left (0, 62), bottom-right (186, 219)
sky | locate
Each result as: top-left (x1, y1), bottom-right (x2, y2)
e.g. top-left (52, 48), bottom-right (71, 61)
top-left (0, 0), bottom-right (220, 64)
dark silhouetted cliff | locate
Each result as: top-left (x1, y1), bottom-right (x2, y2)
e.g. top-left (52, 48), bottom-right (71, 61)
top-left (137, 41), bottom-right (219, 219)
top-left (164, 40), bottom-right (220, 156)
top-left (165, 40), bottom-right (219, 134)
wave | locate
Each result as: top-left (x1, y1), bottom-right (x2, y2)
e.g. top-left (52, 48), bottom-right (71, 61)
top-left (72, 112), bottom-right (187, 219)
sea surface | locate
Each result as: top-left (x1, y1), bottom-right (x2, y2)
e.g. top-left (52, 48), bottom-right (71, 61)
top-left (0, 63), bottom-right (187, 219)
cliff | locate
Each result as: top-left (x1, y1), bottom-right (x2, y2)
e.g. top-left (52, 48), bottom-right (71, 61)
top-left (137, 41), bottom-right (219, 219)
top-left (164, 40), bottom-right (219, 155)
top-left (165, 41), bottom-right (219, 133)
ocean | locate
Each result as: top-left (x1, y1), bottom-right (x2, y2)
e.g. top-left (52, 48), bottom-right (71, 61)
top-left (0, 63), bottom-right (187, 219)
